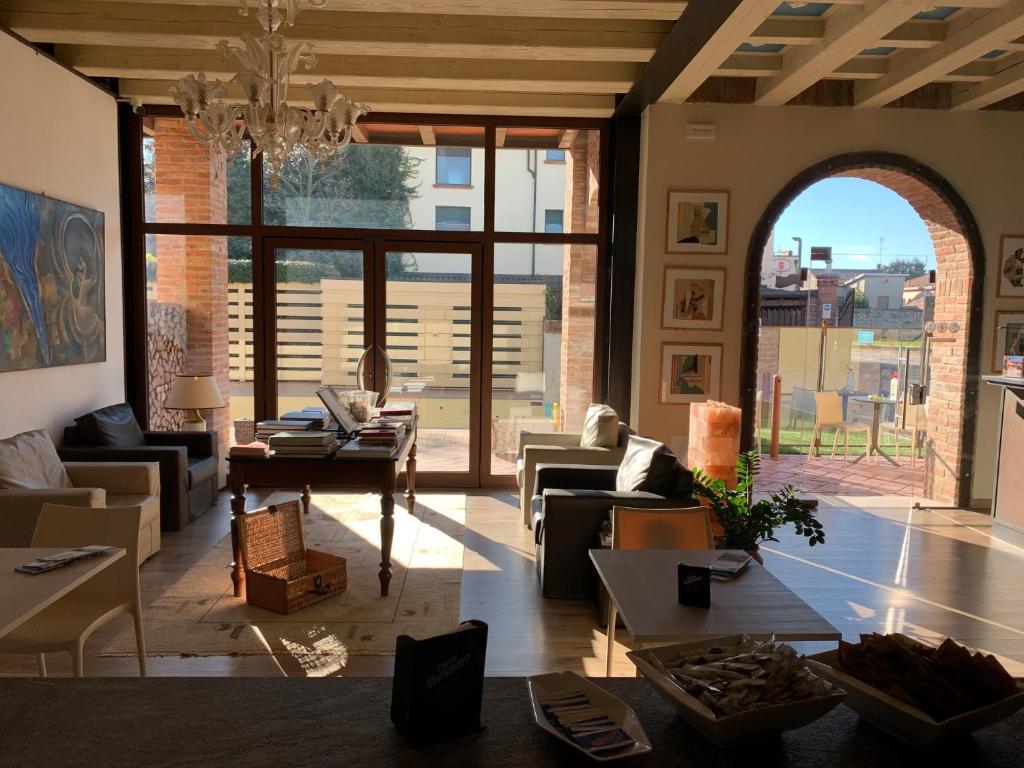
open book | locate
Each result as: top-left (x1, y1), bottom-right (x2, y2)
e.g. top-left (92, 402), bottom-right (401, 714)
top-left (15, 545), bottom-right (117, 575)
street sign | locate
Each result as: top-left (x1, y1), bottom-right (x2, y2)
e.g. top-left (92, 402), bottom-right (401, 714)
top-left (822, 302), bottom-right (833, 320)
top-left (810, 246), bottom-right (832, 262)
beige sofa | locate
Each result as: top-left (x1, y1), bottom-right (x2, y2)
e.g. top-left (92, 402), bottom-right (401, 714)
top-left (0, 462), bottom-right (161, 563)
top-left (516, 423), bottom-right (632, 528)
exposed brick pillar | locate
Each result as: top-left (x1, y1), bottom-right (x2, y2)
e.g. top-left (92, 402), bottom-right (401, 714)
top-left (151, 118), bottom-right (230, 466)
top-left (560, 131), bottom-right (599, 431)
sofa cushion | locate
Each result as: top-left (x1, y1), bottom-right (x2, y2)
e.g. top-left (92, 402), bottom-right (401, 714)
top-left (515, 458), bottom-right (525, 488)
top-left (107, 493), bottom-right (161, 528)
top-left (75, 403), bottom-right (146, 448)
top-left (187, 455), bottom-right (218, 488)
top-left (615, 422), bottom-right (634, 448)
top-left (580, 404), bottom-right (619, 448)
top-left (615, 436), bottom-right (681, 494)
top-left (0, 430), bottom-right (72, 490)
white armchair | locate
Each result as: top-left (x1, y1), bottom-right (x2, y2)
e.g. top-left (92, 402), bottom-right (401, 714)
top-left (516, 426), bottom-right (632, 528)
top-left (0, 462), bottom-right (161, 563)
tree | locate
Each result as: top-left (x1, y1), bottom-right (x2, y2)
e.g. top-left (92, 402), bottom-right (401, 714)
top-left (224, 142), bottom-right (422, 282)
top-left (879, 257), bottom-right (927, 278)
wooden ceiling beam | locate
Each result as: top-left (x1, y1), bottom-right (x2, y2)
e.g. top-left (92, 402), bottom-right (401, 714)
top-left (117, 0), bottom-right (689, 21)
top-left (54, 45), bottom-right (641, 95)
top-left (495, 127), bottom-right (507, 147)
top-left (117, 79), bottom-right (616, 117)
top-left (0, 1), bottom-right (668, 62)
top-left (350, 123), bottom-right (369, 143)
top-left (855, 3), bottom-right (1024, 107)
top-left (952, 54), bottom-right (1024, 108)
top-left (418, 125), bottom-right (436, 145)
top-left (755, 1), bottom-right (930, 106)
top-left (558, 129), bottom-right (579, 148)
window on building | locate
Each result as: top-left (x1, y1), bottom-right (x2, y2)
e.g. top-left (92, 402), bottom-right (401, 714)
top-left (877, 295), bottom-right (890, 309)
top-left (436, 147), bottom-right (472, 186)
top-left (436, 205), bottom-right (472, 231)
top-left (544, 209), bottom-right (564, 234)
top-left (545, 149), bottom-right (566, 163)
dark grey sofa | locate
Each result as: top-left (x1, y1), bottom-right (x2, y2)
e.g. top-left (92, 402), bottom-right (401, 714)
top-left (60, 420), bottom-right (218, 532)
top-left (531, 463), bottom-right (698, 601)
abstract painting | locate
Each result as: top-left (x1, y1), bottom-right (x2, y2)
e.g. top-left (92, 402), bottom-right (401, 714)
top-left (0, 182), bottom-right (105, 373)
top-left (997, 235), bottom-right (1024, 298)
top-left (661, 266), bottom-right (726, 330)
top-left (666, 190), bottom-right (729, 254)
top-left (659, 343), bottom-right (722, 404)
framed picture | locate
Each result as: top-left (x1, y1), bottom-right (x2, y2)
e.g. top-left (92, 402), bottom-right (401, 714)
top-left (661, 266), bottom-right (726, 330)
top-left (659, 343), bottom-right (722, 404)
top-left (666, 190), bottom-right (729, 254)
top-left (993, 312), bottom-right (1024, 372)
top-left (997, 235), bottom-right (1024, 298)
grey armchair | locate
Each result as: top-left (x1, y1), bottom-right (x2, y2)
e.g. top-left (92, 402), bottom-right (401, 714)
top-left (531, 463), bottom-right (697, 601)
top-left (516, 422), bottom-right (633, 528)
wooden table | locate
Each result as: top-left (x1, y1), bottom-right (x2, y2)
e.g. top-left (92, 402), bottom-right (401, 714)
top-left (0, 548), bottom-right (126, 639)
top-left (590, 549), bottom-right (841, 676)
top-left (849, 395), bottom-right (899, 465)
top-left (227, 419), bottom-right (417, 598)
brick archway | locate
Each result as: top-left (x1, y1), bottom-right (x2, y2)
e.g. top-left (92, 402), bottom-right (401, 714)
top-left (741, 153), bottom-right (985, 507)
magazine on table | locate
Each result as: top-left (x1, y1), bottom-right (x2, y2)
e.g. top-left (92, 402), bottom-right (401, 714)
top-left (15, 545), bottom-right (118, 575)
top-left (709, 551), bottom-right (752, 580)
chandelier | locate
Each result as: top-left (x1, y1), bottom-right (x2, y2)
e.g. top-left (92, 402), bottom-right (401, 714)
top-left (169, 0), bottom-right (369, 178)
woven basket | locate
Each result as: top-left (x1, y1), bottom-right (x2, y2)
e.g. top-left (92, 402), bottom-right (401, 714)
top-left (239, 499), bottom-right (347, 614)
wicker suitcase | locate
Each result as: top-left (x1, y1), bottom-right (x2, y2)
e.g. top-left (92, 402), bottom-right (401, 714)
top-left (239, 499), bottom-right (347, 614)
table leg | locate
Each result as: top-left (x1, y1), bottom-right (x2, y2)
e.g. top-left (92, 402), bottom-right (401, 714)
top-left (301, 484), bottom-right (311, 515)
top-left (406, 441), bottom-right (417, 514)
top-left (229, 482), bottom-right (247, 598)
top-left (605, 601), bottom-right (618, 677)
top-left (870, 406), bottom-right (881, 457)
top-left (379, 480), bottom-right (396, 597)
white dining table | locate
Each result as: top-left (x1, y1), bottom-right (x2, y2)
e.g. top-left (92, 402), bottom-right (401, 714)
top-left (0, 548), bottom-right (126, 639)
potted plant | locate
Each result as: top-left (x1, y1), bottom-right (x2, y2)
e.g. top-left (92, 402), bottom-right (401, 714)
top-left (692, 450), bottom-right (824, 563)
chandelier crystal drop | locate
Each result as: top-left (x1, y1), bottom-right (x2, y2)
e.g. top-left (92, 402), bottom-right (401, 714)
top-left (170, 0), bottom-right (369, 179)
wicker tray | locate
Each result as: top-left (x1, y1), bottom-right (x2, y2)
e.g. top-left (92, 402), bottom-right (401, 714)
top-left (239, 499), bottom-right (347, 614)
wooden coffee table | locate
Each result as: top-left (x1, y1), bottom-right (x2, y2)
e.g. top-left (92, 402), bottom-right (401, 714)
top-left (590, 549), bottom-right (841, 676)
top-left (227, 418), bottom-right (417, 598)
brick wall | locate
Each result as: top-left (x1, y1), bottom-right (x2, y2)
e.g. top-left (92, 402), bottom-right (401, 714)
top-left (834, 167), bottom-right (973, 504)
top-left (151, 118), bottom-right (230, 464)
top-left (852, 307), bottom-right (924, 329)
top-left (560, 131), bottom-right (599, 431)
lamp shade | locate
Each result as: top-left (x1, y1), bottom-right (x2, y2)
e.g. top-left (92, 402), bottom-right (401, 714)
top-left (165, 375), bottom-right (226, 410)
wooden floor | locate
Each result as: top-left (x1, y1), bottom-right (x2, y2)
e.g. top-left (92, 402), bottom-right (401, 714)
top-left (3, 491), bottom-right (1024, 678)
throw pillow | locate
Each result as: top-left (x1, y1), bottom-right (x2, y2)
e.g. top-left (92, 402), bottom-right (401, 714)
top-left (0, 429), bottom-right (72, 490)
top-left (580, 403), bottom-right (619, 448)
top-left (75, 403), bottom-right (146, 448)
top-left (615, 436), bottom-right (682, 494)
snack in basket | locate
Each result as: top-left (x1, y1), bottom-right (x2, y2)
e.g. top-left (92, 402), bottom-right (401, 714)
top-left (836, 634), bottom-right (1020, 721)
top-left (655, 636), bottom-right (832, 717)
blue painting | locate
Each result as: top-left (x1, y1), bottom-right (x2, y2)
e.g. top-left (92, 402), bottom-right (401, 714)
top-left (0, 182), bottom-right (105, 372)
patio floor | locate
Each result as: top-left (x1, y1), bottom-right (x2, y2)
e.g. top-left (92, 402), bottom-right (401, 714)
top-left (755, 452), bottom-right (925, 498)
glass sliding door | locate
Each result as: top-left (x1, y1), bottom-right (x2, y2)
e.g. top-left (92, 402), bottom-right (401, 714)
top-left (265, 239), bottom-right (372, 417)
top-left (377, 242), bottom-right (482, 485)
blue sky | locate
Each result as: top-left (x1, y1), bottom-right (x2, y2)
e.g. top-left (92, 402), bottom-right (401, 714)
top-left (772, 177), bottom-right (936, 270)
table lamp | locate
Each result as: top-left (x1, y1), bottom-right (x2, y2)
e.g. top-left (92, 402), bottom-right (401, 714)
top-left (165, 374), bottom-right (225, 432)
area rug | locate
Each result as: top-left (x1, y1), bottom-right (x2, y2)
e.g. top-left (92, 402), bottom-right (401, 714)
top-left (103, 493), bottom-right (465, 675)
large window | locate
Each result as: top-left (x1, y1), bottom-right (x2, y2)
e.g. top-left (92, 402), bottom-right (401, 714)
top-left (136, 116), bottom-right (605, 485)
top-left (436, 147), bottom-right (472, 186)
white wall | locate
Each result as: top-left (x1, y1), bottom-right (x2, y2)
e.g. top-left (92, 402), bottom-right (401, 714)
top-left (633, 102), bottom-right (1024, 503)
top-left (0, 32), bottom-right (124, 442)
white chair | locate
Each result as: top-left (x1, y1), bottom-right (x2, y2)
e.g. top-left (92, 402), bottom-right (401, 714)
top-left (880, 404), bottom-right (928, 467)
top-left (809, 391), bottom-right (870, 462)
top-left (0, 504), bottom-right (147, 677)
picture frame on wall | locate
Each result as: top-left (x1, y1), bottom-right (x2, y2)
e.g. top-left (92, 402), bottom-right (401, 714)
top-left (659, 343), bottom-right (722, 404)
top-left (993, 311), bottom-right (1024, 373)
top-left (666, 190), bottom-right (729, 254)
top-left (661, 266), bottom-right (726, 331)
top-left (997, 235), bottom-right (1024, 298)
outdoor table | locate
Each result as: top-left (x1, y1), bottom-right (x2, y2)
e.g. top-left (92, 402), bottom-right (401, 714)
top-left (848, 395), bottom-right (899, 465)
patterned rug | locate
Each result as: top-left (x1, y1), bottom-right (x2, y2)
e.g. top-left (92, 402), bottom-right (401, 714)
top-left (102, 493), bottom-right (465, 676)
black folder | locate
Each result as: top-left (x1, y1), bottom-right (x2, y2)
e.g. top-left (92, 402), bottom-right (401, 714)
top-left (390, 619), bottom-right (488, 746)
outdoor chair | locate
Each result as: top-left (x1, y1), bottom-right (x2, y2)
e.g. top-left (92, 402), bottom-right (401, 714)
top-left (809, 391), bottom-right (870, 462)
top-left (880, 403), bottom-right (928, 467)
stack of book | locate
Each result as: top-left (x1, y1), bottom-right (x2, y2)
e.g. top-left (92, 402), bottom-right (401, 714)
top-left (229, 441), bottom-right (270, 458)
top-left (357, 423), bottom-right (406, 446)
top-left (268, 430), bottom-right (340, 458)
top-left (279, 406), bottom-right (328, 429)
top-left (256, 416), bottom-right (324, 442)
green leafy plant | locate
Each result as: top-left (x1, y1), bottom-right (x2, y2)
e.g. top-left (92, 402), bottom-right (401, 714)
top-left (692, 450), bottom-right (825, 552)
